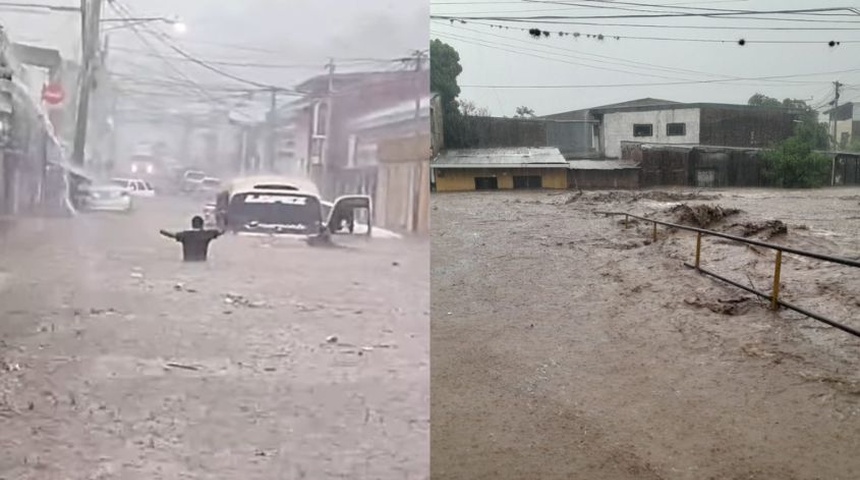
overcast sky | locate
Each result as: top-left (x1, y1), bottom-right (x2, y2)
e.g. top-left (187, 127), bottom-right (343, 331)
top-left (430, 0), bottom-right (860, 117)
top-left (1, 0), bottom-right (428, 113)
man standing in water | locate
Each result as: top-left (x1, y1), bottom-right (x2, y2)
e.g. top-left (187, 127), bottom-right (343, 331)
top-left (160, 216), bottom-right (223, 262)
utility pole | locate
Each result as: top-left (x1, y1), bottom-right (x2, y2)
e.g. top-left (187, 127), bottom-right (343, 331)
top-left (830, 81), bottom-right (842, 150)
top-left (267, 87), bottom-right (278, 173)
top-left (320, 58), bottom-right (335, 194)
top-left (412, 50), bottom-right (426, 137)
top-left (72, 0), bottom-right (104, 167)
top-left (830, 80), bottom-right (843, 186)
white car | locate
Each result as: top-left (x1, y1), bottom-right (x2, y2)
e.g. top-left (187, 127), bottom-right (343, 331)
top-left (182, 170), bottom-right (206, 192)
top-left (112, 178), bottom-right (156, 197)
top-left (81, 184), bottom-right (133, 212)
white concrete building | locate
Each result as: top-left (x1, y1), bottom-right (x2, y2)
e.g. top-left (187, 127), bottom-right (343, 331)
top-left (601, 107), bottom-right (700, 158)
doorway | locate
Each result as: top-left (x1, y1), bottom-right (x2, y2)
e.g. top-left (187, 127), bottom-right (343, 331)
top-left (513, 175), bottom-right (542, 189)
top-left (474, 177), bottom-right (498, 190)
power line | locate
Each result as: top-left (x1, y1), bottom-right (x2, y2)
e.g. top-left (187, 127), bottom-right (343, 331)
top-left (453, 65), bottom-right (860, 89)
top-left (519, 0), bottom-right (860, 18)
top-left (433, 30), bottom-right (707, 82)
top-left (105, 1), bottom-right (230, 108)
top-left (431, 7), bottom-right (860, 24)
top-left (434, 18), bottom-right (860, 31)
top-left (432, 18), bottom-right (856, 44)
top-left (109, 0), bottom-right (298, 94)
top-left (433, 31), bottom-right (833, 92)
top-left (434, 21), bottom-right (828, 85)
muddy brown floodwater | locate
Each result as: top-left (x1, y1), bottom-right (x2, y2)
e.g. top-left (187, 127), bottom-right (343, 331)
top-left (0, 197), bottom-right (429, 480)
top-left (432, 187), bottom-right (860, 480)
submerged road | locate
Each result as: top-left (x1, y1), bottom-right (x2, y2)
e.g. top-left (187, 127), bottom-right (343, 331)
top-left (0, 196), bottom-right (429, 479)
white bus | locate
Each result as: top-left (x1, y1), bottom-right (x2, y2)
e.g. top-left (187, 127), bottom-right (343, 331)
top-left (205, 175), bottom-right (372, 238)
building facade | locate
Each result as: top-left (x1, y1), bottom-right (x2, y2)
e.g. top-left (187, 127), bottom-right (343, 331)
top-left (433, 147), bottom-right (569, 192)
top-left (544, 99), bottom-right (801, 159)
top-left (594, 103), bottom-right (800, 159)
top-left (290, 70), bottom-right (429, 201)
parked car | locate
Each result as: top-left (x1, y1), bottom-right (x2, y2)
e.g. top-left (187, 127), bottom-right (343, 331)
top-left (181, 170), bottom-right (206, 193)
top-left (197, 177), bottom-right (222, 196)
top-left (111, 178), bottom-right (156, 197)
top-left (80, 184), bottom-right (133, 212)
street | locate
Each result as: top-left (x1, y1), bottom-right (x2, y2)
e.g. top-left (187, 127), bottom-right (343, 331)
top-left (0, 196), bottom-right (429, 479)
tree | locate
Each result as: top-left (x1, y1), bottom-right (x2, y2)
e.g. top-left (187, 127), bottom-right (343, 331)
top-left (761, 137), bottom-right (831, 188)
top-left (514, 106), bottom-right (535, 118)
top-left (748, 93), bottom-right (818, 121)
top-left (747, 93), bottom-right (783, 108)
top-left (430, 39), bottom-right (463, 110)
top-left (458, 99), bottom-right (490, 117)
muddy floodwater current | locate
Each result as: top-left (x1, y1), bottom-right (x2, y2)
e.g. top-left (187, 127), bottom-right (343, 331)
top-left (432, 187), bottom-right (860, 480)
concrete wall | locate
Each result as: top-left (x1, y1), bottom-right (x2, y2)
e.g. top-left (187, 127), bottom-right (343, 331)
top-left (445, 116), bottom-right (547, 149)
top-left (568, 169), bottom-right (639, 190)
top-left (602, 108), bottom-right (700, 158)
top-left (638, 148), bottom-right (691, 187)
top-left (546, 120), bottom-right (594, 157)
top-left (691, 149), bottom-right (763, 187)
top-left (434, 167), bottom-right (568, 192)
top-left (699, 107), bottom-right (795, 148)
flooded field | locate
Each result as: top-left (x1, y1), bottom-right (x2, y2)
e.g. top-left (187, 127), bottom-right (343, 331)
top-left (431, 187), bottom-right (860, 480)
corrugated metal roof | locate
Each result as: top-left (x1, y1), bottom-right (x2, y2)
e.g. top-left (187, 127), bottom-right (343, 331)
top-left (433, 147), bottom-right (567, 168)
top-left (567, 160), bottom-right (639, 170)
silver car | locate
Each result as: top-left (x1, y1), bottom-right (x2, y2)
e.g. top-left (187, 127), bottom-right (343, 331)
top-left (81, 184), bottom-right (133, 212)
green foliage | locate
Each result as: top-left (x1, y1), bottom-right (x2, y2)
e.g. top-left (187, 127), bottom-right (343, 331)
top-left (430, 39), bottom-right (462, 109)
top-left (430, 39), bottom-right (467, 148)
top-left (747, 93), bottom-right (819, 122)
top-left (762, 134), bottom-right (832, 188)
top-left (514, 106), bottom-right (535, 118)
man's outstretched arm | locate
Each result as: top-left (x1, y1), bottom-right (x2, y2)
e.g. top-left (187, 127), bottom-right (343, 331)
top-left (159, 229), bottom-right (177, 240)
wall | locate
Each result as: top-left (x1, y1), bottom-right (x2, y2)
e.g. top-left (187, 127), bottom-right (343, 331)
top-left (635, 144), bottom-right (767, 188)
top-left (834, 153), bottom-right (860, 186)
top-left (545, 120), bottom-right (594, 157)
top-left (638, 148), bottom-right (691, 187)
top-left (568, 168), bottom-right (639, 189)
top-left (602, 108), bottom-right (700, 158)
top-left (446, 116), bottom-right (547, 149)
top-left (434, 167), bottom-right (568, 192)
top-left (690, 149), bottom-right (763, 187)
top-left (699, 107), bottom-right (796, 148)
top-left (376, 134), bottom-right (430, 233)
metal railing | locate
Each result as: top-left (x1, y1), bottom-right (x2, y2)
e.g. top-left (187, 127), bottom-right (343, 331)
top-left (595, 211), bottom-right (860, 338)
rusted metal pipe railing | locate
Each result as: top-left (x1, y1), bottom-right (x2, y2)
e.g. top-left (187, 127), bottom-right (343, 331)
top-left (594, 210), bottom-right (860, 339)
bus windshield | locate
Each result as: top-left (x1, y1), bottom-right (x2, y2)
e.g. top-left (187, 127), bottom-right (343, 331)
top-left (227, 192), bottom-right (323, 234)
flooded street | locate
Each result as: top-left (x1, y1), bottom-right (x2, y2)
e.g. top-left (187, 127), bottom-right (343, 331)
top-left (0, 197), bottom-right (429, 479)
top-left (432, 188), bottom-right (860, 480)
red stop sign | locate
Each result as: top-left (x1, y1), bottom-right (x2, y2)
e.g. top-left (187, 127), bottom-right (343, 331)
top-left (42, 83), bottom-right (65, 105)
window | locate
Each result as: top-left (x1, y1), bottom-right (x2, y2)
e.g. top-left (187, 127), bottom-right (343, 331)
top-left (311, 101), bottom-right (328, 138)
top-left (633, 124), bottom-right (653, 137)
top-left (667, 123), bottom-right (686, 136)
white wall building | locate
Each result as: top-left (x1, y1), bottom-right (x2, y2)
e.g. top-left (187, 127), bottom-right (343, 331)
top-left (601, 107), bottom-right (700, 158)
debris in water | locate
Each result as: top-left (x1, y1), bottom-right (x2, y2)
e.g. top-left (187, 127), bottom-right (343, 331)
top-left (326, 335), bottom-right (338, 344)
top-left (684, 295), bottom-right (754, 316)
top-left (174, 283), bottom-right (198, 293)
top-left (223, 293), bottom-right (267, 308)
top-left (732, 220), bottom-right (788, 239)
top-left (130, 272), bottom-right (144, 279)
top-left (671, 204), bottom-right (741, 228)
top-left (165, 363), bottom-right (199, 371)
